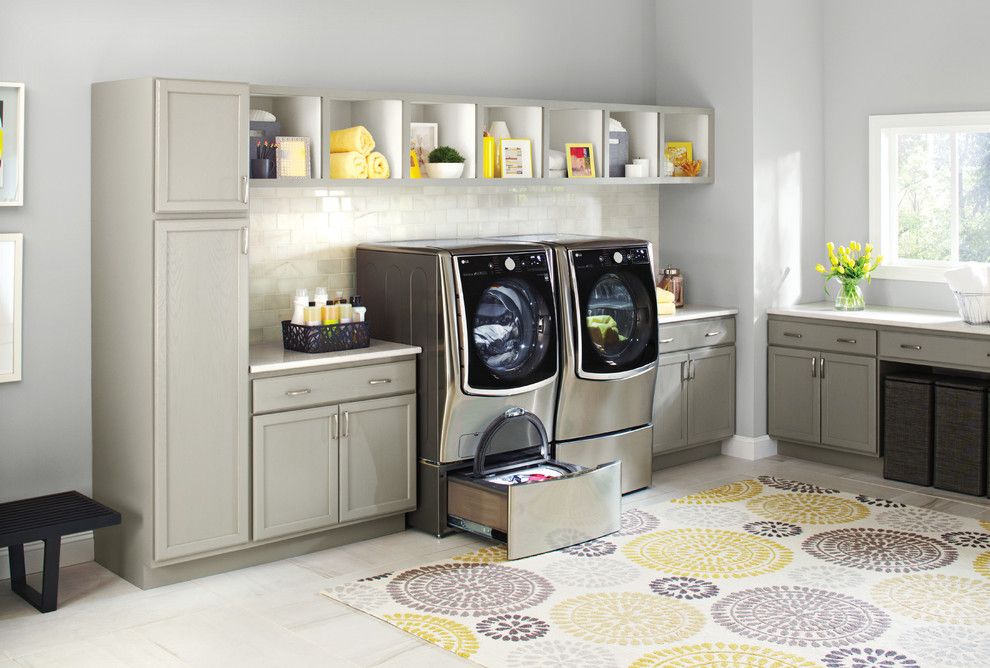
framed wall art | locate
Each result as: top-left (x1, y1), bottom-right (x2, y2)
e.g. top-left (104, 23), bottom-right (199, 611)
top-left (0, 83), bottom-right (25, 206)
top-left (0, 233), bottom-right (23, 383)
top-left (499, 138), bottom-right (533, 178)
top-left (565, 142), bottom-right (596, 178)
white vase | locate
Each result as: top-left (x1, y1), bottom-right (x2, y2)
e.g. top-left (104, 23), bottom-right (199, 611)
top-left (427, 163), bottom-right (465, 179)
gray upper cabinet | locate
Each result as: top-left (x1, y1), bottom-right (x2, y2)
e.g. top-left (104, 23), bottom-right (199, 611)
top-left (653, 352), bottom-right (689, 453)
top-left (154, 219), bottom-right (249, 561)
top-left (820, 352), bottom-right (877, 454)
top-left (253, 406), bottom-right (339, 541)
top-left (768, 346), bottom-right (821, 445)
top-left (155, 79), bottom-right (249, 214)
top-left (339, 394), bottom-right (416, 522)
top-left (687, 347), bottom-right (736, 445)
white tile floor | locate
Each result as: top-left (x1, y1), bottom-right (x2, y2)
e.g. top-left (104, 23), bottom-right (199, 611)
top-left (2, 453), bottom-right (989, 666)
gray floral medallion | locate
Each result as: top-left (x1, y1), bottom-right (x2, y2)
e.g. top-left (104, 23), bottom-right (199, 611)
top-left (758, 475), bottom-right (839, 494)
top-left (476, 614), bottom-right (550, 642)
top-left (387, 563), bottom-right (554, 617)
top-left (616, 508), bottom-right (661, 536)
top-left (942, 531), bottom-right (990, 549)
top-left (803, 527), bottom-right (958, 573)
top-left (743, 520), bottom-right (803, 538)
top-left (561, 539), bottom-right (617, 558)
top-left (649, 576), bottom-right (719, 600)
top-left (821, 647), bottom-right (919, 668)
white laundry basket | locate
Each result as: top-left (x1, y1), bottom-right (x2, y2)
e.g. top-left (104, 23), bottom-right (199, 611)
top-left (952, 291), bottom-right (990, 324)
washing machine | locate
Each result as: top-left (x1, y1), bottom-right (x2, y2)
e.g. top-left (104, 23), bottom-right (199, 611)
top-left (356, 239), bottom-right (560, 535)
top-left (503, 234), bottom-right (659, 493)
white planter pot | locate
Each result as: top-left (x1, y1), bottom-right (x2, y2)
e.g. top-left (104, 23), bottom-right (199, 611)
top-left (426, 163), bottom-right (465, 179)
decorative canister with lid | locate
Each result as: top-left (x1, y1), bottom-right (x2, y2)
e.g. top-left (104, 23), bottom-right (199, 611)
top-left (658, 265), bottom-right (684, 307)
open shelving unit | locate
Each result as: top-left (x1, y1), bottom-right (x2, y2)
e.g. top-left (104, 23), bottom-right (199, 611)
top-left (248, 85), bottom-right (714, 188)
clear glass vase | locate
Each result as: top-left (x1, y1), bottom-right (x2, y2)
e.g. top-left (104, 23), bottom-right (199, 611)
top-left (834, 279), bottom-right (865, 311)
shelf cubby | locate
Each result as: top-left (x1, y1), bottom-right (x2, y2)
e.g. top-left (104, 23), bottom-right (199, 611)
top-left (326, 97), bottom-right (404, 180)
top-left (610, 110), bottom-right (660, 178)
top-left (409, 102), bottom-right (477, 179)
top-left (659, 108), bottom-right (714, 183)
top-left (250, 93), bottom-right (323, 178)
top-left (478, 105), bottom-right (544, 178)
top-left (547, 107), bottom-right (604, 178)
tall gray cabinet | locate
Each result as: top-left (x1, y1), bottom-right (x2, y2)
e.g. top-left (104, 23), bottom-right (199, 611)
top-left (92, 78), bottom-right (251, 587)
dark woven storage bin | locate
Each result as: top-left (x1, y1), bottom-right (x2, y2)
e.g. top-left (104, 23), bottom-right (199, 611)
top-left (934, 377), bottom-right (988, 496)
top-left (282, 320), bottom-right (370, 354)
top-left (883, 373), bottom-right (935, 486)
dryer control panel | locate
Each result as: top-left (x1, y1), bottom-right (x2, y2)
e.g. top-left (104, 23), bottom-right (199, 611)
top-left (572, 245), bottom-right (651, 269)
top-left (457, 251), bottom-right (552, 282)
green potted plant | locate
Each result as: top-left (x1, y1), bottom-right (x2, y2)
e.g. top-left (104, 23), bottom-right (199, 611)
top-left (426, 145), bottom-right (466, 179)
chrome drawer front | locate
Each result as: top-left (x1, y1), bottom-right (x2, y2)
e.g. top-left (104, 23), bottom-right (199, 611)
top-left (252, 360), bottom-right (415, 413)
top-left (555, 425), bottom-right (652, 493)
top-left (768, 319), bottom-right (876, 355)
top-left (659, 317), bottom-right (735, 353)
top-left (878, 331), bottom-right (990, 370)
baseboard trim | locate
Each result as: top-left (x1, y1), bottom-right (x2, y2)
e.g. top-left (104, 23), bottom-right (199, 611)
top-left (722, 434), bottom-right (777, 461)
top-left (0, 531), bottom-right (94, 580)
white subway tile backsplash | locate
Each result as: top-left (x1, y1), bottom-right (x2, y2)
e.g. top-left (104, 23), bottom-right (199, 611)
top-left (249, 184), bottom-right (659, 342)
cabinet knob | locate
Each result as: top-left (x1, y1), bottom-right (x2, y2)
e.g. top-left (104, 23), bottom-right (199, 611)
top-left (900, 344), bottom-right (922, 350)
top-left (660, 338), bottom-right (674, 344)
top-left (368, 378), bottom-right (392, 385)
top-left (285, 388), bottom-right (312, 397)
top-left (704, 331), bottom-right (720, 337)
top-left (783, 332), bottom-right (803, 338)
top-left (836, 338), bottom-right (856, 344)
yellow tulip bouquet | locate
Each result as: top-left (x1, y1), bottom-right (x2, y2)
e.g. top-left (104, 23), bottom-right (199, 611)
top-left (815, 241), bottom-right (882, 311)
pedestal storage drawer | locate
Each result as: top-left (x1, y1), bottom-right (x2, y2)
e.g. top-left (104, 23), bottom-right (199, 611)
top-left (253, 360), bottom-right (415, 413)
top-left (658, 317), bottom-right (735, 354)
top-left (878, 331), bottom-right (990, 370)
top-left (769, 320), bottom-right (876, 356)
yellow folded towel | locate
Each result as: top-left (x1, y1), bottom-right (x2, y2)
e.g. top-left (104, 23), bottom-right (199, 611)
top-left (330, 151), bottom-right (369, 179)
top-left (330, 126), bottom-right (375, 156)
top-left (367, 151), bottom-right (390, 179)
top-left (656, 287), bottom-right (675, 304)
top-left (658, 302), bottom-right (676, 316)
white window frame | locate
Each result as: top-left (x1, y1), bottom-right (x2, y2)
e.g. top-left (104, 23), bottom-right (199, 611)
top-left (869, 111), bottom-right (990, 283)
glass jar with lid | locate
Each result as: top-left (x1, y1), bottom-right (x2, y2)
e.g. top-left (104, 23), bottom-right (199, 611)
top-left (658, 265), bottom-right (684, 307)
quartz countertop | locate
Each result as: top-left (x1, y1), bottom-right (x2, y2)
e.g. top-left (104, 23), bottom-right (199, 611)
top-left (249, 339), bottom-right (422, 374)
top-left (768, 301), bottom-right (990, 337)
top-left (659, 305), bottom-right (738, 324)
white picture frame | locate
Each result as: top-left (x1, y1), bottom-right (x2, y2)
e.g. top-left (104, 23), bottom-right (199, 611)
top-left (499, 138), bottom-right (533, 178)
top-left (0, 233), bottom-right (23, 383)
top-left (410, 122), bottom-right (439, 168)
top-left (275, 136), bottom-right (312, 178)
top-left (0, 82), bottom-right (26, 207)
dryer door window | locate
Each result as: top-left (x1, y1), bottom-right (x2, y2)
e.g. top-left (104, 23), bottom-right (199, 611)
top-left (577, 268), bottom-right (656, 376)
top-left (466, 276), bottom-right (556, 392)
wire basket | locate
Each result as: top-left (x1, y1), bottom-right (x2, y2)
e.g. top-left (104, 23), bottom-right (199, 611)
top-left (282, 320), bottom-right (370, 353)
top-left (952, 291), bottom-right (990, 325)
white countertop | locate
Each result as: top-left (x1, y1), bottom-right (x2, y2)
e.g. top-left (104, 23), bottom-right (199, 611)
top-left (250, 339), bottom-right (422, 374)
top-left (768, 301), bottom-right (990, 336)
top-left (659, 304), bottom-right (738, 324)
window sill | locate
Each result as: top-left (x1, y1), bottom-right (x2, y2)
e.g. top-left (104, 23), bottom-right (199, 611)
top-left (871, 264), bottom-right (949, 284)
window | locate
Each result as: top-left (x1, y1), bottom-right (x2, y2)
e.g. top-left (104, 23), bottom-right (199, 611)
top-left (870, 112), bottom-right (990, 281)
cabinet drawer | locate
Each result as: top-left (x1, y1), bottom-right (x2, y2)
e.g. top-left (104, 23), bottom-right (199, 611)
top-left (659, 317), bottom-right (735, 353)
top-left (769, 319), bottom-right (876, 355)
top-left (253, 360), bottom-right (415, 413)
top-left (878, 331), bottom-right (990, 370)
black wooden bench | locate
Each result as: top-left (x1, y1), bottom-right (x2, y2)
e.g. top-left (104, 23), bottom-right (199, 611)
top-left (1, 491), bottom-right (121, 612)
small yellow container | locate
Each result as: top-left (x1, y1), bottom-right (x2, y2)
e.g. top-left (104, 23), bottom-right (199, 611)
top-left (482, 136), bottom-right (496, 179)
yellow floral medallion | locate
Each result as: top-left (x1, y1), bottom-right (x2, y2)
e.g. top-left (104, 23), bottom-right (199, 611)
top-left (872, 574), bottom-right (990, 624)
top-left (746, 493), bottom-right (868, 525)
top-left (383, 613), bottom-right (480, 658)
top-left (622, 528), bottom-right (792, 579)
top-left (980, 520), bottom-right (990, 533)
top-left (673, 480), bottom-right (763, 505)
top-left (975, 551), bottom-right (990, 579)
top-left (630, 642), bottom-right (819, 668)
top-left (550, 592), bottom-right (704, 646)
top-left (451, 545), bottom-right (507, 563)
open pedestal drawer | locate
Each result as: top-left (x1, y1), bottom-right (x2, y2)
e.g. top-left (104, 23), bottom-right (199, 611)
top-left (446, 408), bottom-right (621, 560)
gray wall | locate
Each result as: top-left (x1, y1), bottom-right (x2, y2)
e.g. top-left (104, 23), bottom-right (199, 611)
top-left (0, 0), bottom-right (658, 503)
top-left (823, 0), bottom-right (990, 311)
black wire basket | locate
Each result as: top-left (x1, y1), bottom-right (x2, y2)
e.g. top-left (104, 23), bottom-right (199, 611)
top-left (281, 320), bottom-right (370, 354)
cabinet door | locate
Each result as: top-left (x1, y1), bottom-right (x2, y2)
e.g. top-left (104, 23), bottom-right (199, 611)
top-left (767, 346), bottom-right (820, 444)
top-left (339, 394), bottom-right (416, 522)
top-left (653, 352), bottom-right (689, 453)
top-left (821, 352), bottom-right (877, 454)
top-left (154, 219), bottom-right (249, 561)
top-left (155, 79), bottom-right (249, 213)
top-left (253, 406), bottom-right (339, 541)
top-left (687, 347), bottom-right (736, 445)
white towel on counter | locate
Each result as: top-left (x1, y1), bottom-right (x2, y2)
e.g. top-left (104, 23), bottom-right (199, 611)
top-left (945, 264), bottom-right (990, 293)
top-left (548, 149), bottom-right (566, 171)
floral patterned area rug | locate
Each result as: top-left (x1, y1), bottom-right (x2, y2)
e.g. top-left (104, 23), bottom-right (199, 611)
top-left (322, 476), bottom-right (990, 667)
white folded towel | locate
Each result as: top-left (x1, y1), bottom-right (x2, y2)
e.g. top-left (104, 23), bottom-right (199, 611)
top-left (250, 109), bottom-right (277, 123)
top-left (548, 149), bottom-right (566, 171)
top-left (609, 117), bottom-right (627, 133)
top-left (945, 264), bottom-right (990, 293)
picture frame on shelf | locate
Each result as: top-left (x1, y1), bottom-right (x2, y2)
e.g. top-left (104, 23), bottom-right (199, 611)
top-left (275, 136), bottom-right (311, 178)
top-left (0, 83), bottom-right (25, 206)
top-left (565, 143), bottom-right (595, 178)
top-left (499, 138), bottom-right (533, 179)
top-left (0, 233), bottom-right (23, 383)
top-left (410, 122), bottom-right (438, 171)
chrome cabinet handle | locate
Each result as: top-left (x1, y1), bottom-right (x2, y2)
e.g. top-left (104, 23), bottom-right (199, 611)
top-left (783, 332), bottom-right (803, 338)
top-left (368, 378), bottom-right (392, 385)
top-left (680, 360), bottom-right (686, 382)
top-left (836, 338), bottom-right (856, 344)
top-left (241, 176), bottom-right (249, 204)
top-left (811, 357), bottom-right (817, 378)
top-left (331, 413), bottom-right (338, 440)
top-left (241, 226), bottom-right (249, 255)
top-left (820, 356), bottom-right (826, 378)
top-left (285, 389), bottom-right (311, 397)
top-left (900, 344), bottom-right (922, 350)
top-left (342, 411), bottom-right (350, 438)
top-left (689, 360), bottom-right (696, 380)
top-left (660, 338), bottom-right (674, 344)
top-left (704, 331), bottom-right (720, 337)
